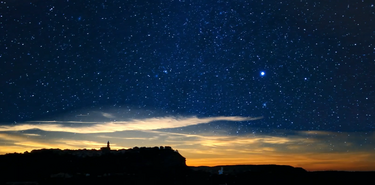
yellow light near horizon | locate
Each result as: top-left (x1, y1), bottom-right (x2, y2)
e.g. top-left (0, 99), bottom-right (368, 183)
top-left (2, 144), bottom-right (375, 172)
top-left (184, 153), bottom-right (375, 172)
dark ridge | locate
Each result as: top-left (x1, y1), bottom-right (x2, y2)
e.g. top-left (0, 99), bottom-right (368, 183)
top-left (1, 145), bottom-right (186, 177)
top-left (191, 164), bottom-right (307, 174)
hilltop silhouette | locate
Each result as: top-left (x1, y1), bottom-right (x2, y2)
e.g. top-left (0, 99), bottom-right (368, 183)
top-left (2, 142), bottom-right (186, 180)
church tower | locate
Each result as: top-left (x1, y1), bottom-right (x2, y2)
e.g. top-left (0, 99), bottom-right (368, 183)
top-left (101, 141), bottom-right (111, 152)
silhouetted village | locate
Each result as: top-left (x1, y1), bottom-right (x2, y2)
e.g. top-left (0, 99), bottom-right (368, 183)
top-left (1, 142), bottom-right (374, 185)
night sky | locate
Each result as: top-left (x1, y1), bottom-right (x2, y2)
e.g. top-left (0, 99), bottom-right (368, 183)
top-left (1, 0), bottom-right (375, 171)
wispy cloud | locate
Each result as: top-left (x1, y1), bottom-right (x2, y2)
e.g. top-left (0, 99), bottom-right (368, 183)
top-left (151, 130), bottom-right (375, 171)
top-left (101, 112), bottom-right (116, 119)
top-left (0, 116), bottom-right (262, 133)
top-left (0, 133), bottom-right (75, 153)
top-left (2, 113), bottom-right (375, 171)
top-left (1, 127), bottom-right (375, 171)
top-left (97, 134), bottom-right (160, 141)
top-left (148, 130), bottom-right (307, 148)
top-left (22, 133), bottom-right (41, 137)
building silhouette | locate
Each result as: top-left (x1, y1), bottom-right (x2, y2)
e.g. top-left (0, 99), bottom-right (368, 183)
top-left (100, 141), bottom-right (111, 152)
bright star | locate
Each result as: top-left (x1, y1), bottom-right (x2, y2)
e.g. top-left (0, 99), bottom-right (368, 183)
top-left (262, 102), bottom-right (267, 108)
top-left (260, 71), bottom-right (265, 76)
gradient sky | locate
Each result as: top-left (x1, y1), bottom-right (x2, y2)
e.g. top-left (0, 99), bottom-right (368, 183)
top-left (1, 0), bottom-right (375, 171)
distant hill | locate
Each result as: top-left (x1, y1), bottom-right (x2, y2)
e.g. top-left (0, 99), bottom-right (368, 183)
top-left (191, 164), bottom-right (307, 174)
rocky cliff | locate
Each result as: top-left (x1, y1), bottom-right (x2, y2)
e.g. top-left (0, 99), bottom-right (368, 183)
top-left (1, 146), bottom-right (187, 181)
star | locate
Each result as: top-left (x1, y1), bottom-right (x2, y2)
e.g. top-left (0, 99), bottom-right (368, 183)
top-left (0, 0), bottom-right (373, 172)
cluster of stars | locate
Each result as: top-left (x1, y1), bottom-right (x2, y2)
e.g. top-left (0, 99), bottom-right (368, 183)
top-left (0, 0), bottom-right (373, 135)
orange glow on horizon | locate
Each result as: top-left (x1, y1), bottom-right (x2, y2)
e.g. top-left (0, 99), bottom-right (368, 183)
top-left (1, 128), bottom-right (375, 172)
top-left (184, 153), bottom-right (375, 172)
top-left (1, 145), bottom-right (375, 172)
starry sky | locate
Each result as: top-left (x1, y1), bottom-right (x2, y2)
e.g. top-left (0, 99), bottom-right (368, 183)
top-left (1, 0), bottom-right (375, 171)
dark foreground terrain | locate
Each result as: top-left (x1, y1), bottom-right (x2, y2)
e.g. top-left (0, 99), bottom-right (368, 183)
top-left (1, 146), bottom-right (374, 185)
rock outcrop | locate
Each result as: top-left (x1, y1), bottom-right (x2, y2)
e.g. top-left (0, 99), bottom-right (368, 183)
top-left (1, 146), bottom-right (186, 181)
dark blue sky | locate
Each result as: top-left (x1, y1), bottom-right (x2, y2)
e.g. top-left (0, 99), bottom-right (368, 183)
top-left (1, 0), bottom-right (375, 171)
top-left (1, 0), bottom-right (374, 133)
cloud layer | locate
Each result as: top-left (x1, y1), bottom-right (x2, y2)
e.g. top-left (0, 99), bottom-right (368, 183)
top-left (1, 129), bottom-right (375, 171)
top-left (0, 116), bottom-right (262, 133)
top-left (1, 112), bottom-right (374, 171)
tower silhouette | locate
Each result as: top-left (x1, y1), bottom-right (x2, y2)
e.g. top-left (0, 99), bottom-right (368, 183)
top-left (101, 141), bottom-right (111, 151)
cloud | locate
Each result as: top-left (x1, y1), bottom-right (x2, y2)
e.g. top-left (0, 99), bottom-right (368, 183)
top-left (148, 130), bottom-right (305, 148)
top-left (22, 133), bottom-right (41, 137)
top-left (0, 116), bottom-right (262, 133)
top-left (97, 134), bottom-right (160, 141)
top-left (0, 132), bottom-right (123, 154)
top-left (101, 112), bottom-right (116, 119)
top-left (1, 126), bottom-right (375, 171)
top-left (0, 133), bottom-right (75, 154)
top-left (2, 111), bottom-right (374, 171)
top-left (146, 130), bottom-right (375, 171)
